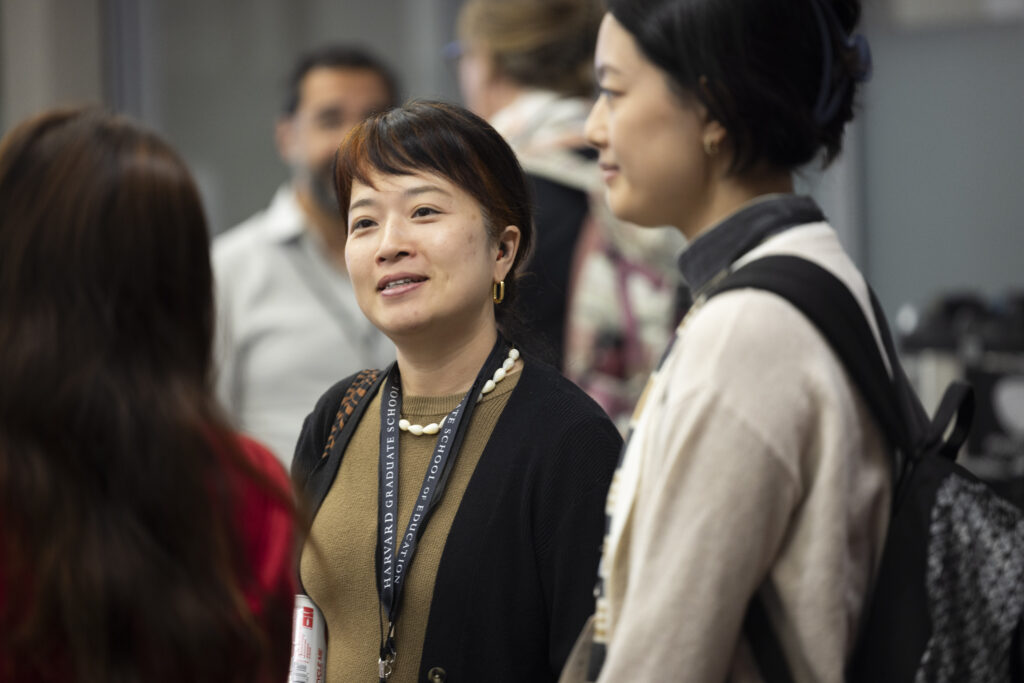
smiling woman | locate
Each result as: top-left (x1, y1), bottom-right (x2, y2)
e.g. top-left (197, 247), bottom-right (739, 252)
top-left (344, 170), bottom-right (520, 378)
top-left (336, 102), bottom-right (530, 394)
top-left (290, 100), bottom-right (622, 683)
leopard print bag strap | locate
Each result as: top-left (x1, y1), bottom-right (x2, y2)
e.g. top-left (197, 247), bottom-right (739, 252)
top-left (319, 368), bottom-right (383, 461)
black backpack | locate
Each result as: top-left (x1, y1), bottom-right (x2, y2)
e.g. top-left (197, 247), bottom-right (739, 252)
top-left (713, 255), bottom-right (1024, 682)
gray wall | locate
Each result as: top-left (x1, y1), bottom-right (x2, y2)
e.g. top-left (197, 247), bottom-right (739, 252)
top-left (0, 0), bottom-right (104, 128)
top-left (861, 10), bottom-right (1024, 315)
top-left (108, 0), bottom-right (463, 233)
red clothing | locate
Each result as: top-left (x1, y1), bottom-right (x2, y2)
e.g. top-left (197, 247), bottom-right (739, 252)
top-left (234, 434), bottom-right (298, 622)
top-left (0, 433), bottom-right (297, 682)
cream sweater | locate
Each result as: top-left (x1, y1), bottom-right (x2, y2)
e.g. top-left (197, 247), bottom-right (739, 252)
top-left (569, 224), bottom-right (892, 682)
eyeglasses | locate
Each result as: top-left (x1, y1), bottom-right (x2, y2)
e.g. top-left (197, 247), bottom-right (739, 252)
top-left (442, 40), bottom-right (463, 63)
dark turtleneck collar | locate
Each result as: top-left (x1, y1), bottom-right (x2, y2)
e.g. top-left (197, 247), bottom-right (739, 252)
top-left (676, 194), bottom-right (825, 297)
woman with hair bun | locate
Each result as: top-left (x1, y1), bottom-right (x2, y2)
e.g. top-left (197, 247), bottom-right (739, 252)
top-left (561, 1), bottom-right (889, 681)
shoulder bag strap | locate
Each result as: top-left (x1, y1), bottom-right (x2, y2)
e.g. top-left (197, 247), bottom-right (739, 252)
top-left (720, 256), bottom-right (977, 683)
top-left (714, 255), bottom-right (910, 451)
top-left (302, 367), bottom-right (385, 514)
top-left (321, 367), bottom-right (384, 462)
top-left (710, 255), bottom-right (905, 683)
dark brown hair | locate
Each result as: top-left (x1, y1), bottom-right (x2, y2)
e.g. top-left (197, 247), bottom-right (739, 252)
top-left (0, 108), bottom-right (293, 683)
top-left (334, 99), bottom-right (534, 331)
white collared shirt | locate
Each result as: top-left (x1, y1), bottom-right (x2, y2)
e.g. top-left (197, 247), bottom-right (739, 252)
top-left (213, 185), bottom-right (394, 466)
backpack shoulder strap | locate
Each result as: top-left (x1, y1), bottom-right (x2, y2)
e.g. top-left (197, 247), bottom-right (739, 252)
top-left (713, 254), bottom-right (910, 452)
top-left (719, 256), bottom-right (973, 467)
top-left (712, 255), bottom-right (905, 683)
top-left (716, 255), bottom-right (976, 683)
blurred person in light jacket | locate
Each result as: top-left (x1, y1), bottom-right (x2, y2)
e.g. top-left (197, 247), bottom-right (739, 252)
top-left (455, 0), bottom-right (684, 431)
top-left (213, 45), bottom-right (398, 464)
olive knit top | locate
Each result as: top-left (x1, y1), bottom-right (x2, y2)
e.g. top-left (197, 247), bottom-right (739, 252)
top-left (300, 369), bottom-right (521, 682)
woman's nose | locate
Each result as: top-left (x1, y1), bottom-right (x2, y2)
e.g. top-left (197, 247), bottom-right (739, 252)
top-left (375, 218), bottom-right (413, 264)
top-left (584, 96), bottom-right (608, 150)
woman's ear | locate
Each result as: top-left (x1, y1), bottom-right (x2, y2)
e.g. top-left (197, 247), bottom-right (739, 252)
top-left (701, 118), bottom-right (727, 153)
top-left (700, 117), bottom-right (731, 176)
top-left (494, 225), bottom-right (521, 281)
top-left (696, 78), bottom-right (729, 160)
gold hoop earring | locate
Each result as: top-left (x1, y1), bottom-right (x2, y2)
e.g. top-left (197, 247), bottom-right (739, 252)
top-left (703, 137), bottom-right (720, 156)
top-left (492, 280), bottom-right (505, 304)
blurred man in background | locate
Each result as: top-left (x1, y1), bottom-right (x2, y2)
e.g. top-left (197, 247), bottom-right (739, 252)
top-left (213, 45), bottom-right (397, 465)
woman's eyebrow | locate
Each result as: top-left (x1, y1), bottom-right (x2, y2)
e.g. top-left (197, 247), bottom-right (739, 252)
top-left (350, 185), bottom-right (453, 212)
top-left (404, 185), bottom-right (452, 199)
top-left (595, 63), bottom-right (621, 80)
top-left (349, 196), bottom-right (377, 212)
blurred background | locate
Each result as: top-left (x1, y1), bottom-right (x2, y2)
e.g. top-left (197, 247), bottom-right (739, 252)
top-left (2, 0), bottom-right (1023, 478)
top-left (3, 0), bottom-right (1021, 315)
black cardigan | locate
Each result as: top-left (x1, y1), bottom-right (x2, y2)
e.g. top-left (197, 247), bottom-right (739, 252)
top-left (292, 359), bottom-right (622, 682)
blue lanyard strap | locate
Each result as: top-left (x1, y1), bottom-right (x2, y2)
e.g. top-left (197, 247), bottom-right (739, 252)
top-left (375, 336), bottom-right (507, 680)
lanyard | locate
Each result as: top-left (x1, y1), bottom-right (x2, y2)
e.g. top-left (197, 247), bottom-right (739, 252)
top-left (375, 337), bottom-right (506, 681)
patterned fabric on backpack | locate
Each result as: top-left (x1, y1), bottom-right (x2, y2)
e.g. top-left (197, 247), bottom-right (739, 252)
top-left (917, 475), bottom-right (1024, 681)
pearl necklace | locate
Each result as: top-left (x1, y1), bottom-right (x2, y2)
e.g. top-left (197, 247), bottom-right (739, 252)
top-left (398, 348), bottom-right (520, 436)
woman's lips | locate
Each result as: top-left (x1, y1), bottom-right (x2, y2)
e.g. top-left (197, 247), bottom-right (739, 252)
top-left (598, 163), bottom-right (619, 184)
top-left (377, 274), bottom-right (428, 297)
